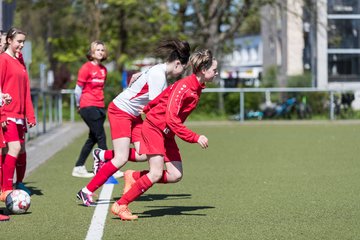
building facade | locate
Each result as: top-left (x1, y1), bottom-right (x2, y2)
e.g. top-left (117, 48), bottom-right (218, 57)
top-left (319, 0), bottom-right (360, 88)
top-left (220, 35), bottom-right (263, 87)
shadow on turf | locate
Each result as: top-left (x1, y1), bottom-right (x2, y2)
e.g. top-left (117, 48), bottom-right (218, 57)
top-left (80, 194), bottom-right (194, 207)
top-left (15, 182), bottom-right (43, 196)
top-left (111, 193), bottom-right (192, 202)
top-left (137, 205), bottom-right (215, 218)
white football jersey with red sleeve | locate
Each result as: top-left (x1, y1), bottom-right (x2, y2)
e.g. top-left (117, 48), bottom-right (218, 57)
top-left (113, 63), bottom-right (167, 116)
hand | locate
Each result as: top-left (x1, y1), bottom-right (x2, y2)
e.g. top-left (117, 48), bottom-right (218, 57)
top-left (1, 120), bottom-right (8, 128)
top-left (197, 135), bottom-right (208, 149)
top-left (128, 72), bottom-right (142, 87)
top-left (28, 122), bottom-right (36, 128)
top-left (2, 93), bottom-right (12, 105)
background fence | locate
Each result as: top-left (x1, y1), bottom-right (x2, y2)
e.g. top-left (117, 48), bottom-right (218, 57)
top-left (202, 87), bottom-right (360, 122)
top-left (27, 87), bottom-right (360, 138)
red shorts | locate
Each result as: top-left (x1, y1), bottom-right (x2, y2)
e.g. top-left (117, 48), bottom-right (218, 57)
top-left (3, 121), bottom-right (26, 143)
top-left (140, 120), bottom-right (181, 162)
top-left (108, 101), bottom-right (143, 142)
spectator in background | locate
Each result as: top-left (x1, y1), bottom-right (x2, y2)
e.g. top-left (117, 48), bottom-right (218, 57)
top-left (72, 40), bottom-right (113, 178)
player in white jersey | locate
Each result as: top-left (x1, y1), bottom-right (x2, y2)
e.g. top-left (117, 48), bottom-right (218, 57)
top-left (113, 63), bottom-right (168, 116)
top-left (77, 39), bottom-right (191, 206)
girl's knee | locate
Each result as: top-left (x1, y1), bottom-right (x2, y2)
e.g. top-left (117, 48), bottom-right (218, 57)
top-left (111, 155), bottom-right (127, 168)
top-left (149, 170), bottom-right (163, 182)
top-left (173, 172), bottom-right (183, 183)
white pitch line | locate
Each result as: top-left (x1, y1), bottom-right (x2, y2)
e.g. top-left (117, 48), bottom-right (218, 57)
top-left (85, 184), bottom-right (114, 240)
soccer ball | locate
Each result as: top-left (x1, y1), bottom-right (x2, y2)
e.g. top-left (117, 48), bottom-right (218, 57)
top-left (5, 190), bottom-right (31, 214)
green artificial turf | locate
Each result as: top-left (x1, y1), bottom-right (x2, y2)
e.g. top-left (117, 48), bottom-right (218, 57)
top-left (1, 122), bottom-right (360, 239)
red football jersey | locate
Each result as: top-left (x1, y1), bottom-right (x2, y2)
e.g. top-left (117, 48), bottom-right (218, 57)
top-left (143, 74), bottom-right (205, 143)
top-left (77, 62), bottom-right (107, 108)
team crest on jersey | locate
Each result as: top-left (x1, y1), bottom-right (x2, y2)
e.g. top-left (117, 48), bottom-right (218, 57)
top-left (100, 69), bottom-right (106, 76)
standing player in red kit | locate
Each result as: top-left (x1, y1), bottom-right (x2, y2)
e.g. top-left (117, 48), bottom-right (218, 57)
top-left (111, 49), bottom-right (218, 220)
top-left (0, 29), bottom-right (12, 221)
top-left (0, 93), bottom-right (12, 221)
top-left (72, 41), bottom-right (115, 178)
top-left (0, 27), bottom-right (36, 201)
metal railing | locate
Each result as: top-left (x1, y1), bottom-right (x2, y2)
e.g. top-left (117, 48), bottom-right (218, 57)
top-left (27, 86), bottom-right (360, 139)
top-left (28, 89), bottom-right (76, 138)
top-left (203, 87), bottom-right (360, 122)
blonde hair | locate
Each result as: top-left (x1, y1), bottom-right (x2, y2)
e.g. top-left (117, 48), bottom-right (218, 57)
top-left (189, 49), bottom-right (214, 74)
top-left (86, 40), bottom-right (108, 61)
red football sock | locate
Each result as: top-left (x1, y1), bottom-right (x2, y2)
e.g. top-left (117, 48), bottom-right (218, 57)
top-left (0, 155), bottom-right (3, 188)
top-left (2, 154), bottom-right (17, 191)
top-left (133, 170), bottom-right (168, 183)
top-left (118, 174), bottom-right (153, 205)
top-left (104, 150), bottom-right (114, 161)
top-left (128, 148), bottom-right (136, 162)
top-left (16, 152), bottom-right (26, 183)
top-left (132, 170), bottom-right (147, 180)
top-left (86, 161), bottom-right (118, 192)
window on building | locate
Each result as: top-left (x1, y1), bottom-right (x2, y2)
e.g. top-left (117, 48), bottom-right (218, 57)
top-left (328, 0), bottom-right (360, 14)
top-left (328, 54), bottom-right (360, 82)
top-left (328, 19), bottom-right (360, 48)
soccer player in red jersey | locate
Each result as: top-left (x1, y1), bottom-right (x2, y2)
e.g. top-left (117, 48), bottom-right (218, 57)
top-left (111, 49), bottom-right (218, 220)
top-left (0, 35), bottom-right (12, 220)
top-left (0, 92), bottom-right (12, 221)
top-left (77, 39), bottom-right (190, 206)
top-left (0, 29), bottom-right (12, 221)
top-left (72, 41), bottom-right (111, 178)
top-left (0, 27), bottom-right (36, 202)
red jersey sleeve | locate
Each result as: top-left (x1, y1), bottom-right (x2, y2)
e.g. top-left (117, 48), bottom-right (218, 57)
top-left (0, 57), bottom-right (6, 122)
top-left (77, 63), bottom-right (89, 87)
top-left (165, 82), bottom-right (200, 143)
top-left (25, 74), bottom-right (36, 124)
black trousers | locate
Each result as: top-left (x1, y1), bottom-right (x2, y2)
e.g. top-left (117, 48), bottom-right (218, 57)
top-left (75, 106), bottom-right (108, 167)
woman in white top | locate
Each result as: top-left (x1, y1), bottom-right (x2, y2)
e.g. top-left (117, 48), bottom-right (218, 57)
top-left (77, 39), bottom-right (190, 206)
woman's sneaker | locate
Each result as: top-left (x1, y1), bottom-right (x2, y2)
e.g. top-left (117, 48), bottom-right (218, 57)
top-left (15, 182), bottom-right (32, 195)
top-left (0, 214), bottom-right (9, 221)
top-left (72, 166), bottom-right (94, 178)
top-left (0, 190), bottom-right (11, 202)
top-left (76, 189), bottom-right (96, 206)
top-left (92, 148), bottom-right (105, 174)
top-left (111, 202), bottom-right (138, 221)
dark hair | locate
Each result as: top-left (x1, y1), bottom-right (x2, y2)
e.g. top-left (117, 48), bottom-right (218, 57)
top-left (4, 27), bottom-right (27, 51)
top-left (86, 40), bottom-right (108, 61)
top-left (189, 49), bottom-right (214, 74)
top-left (155, 39), bottom-right (190, 65)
